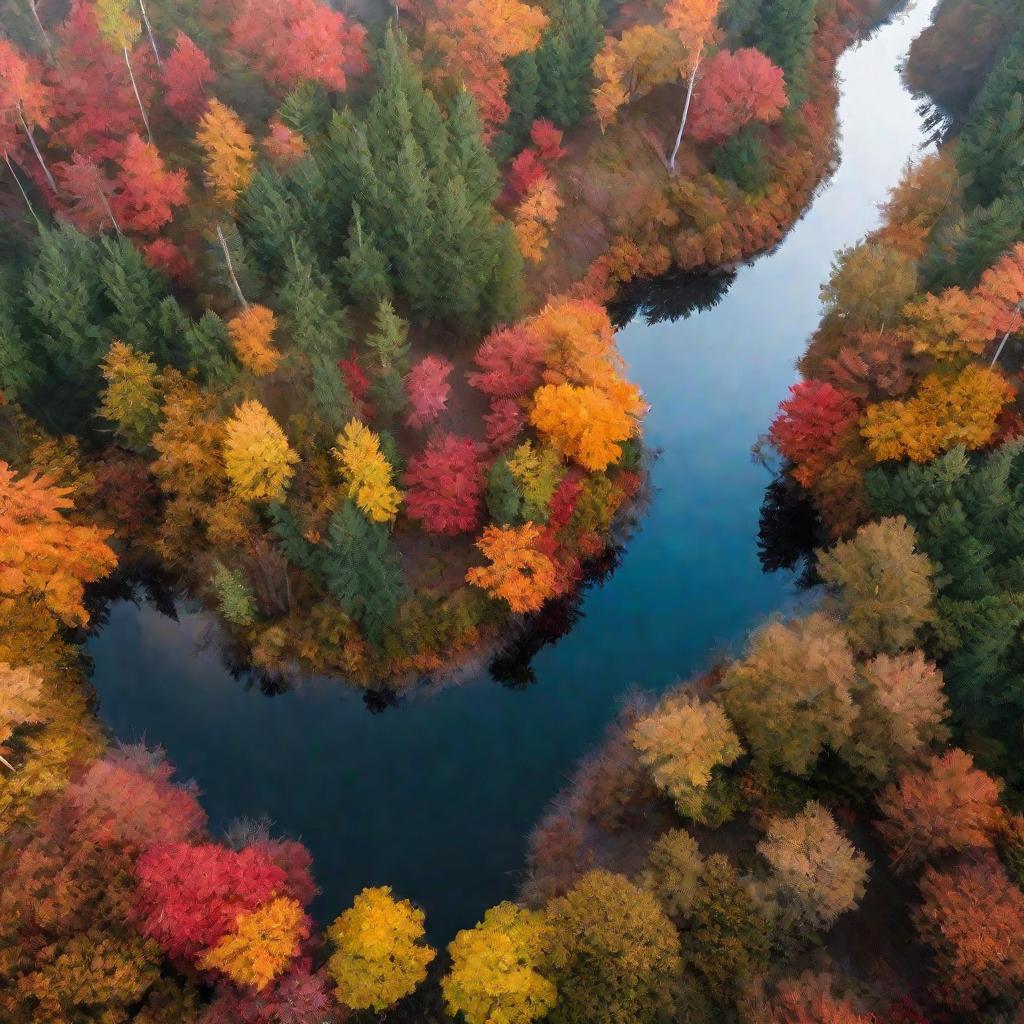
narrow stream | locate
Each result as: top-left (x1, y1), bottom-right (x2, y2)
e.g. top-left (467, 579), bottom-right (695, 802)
top-left (87, 0), bottom-right (937, 943)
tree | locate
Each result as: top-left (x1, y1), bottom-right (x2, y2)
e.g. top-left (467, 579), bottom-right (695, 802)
top-left (640, 828), bottom-right (705, 920)
top-left (0, 461), bottom-right (117, 627)
top-left (466, 523), bottom-right (559, 613)
top-left (898, 286), bottom-right (994, 361)
top-left (681, 854), bottom-right (770, 1005)
top-left (861, 365), bottom-right (1014, 463)
top-left (98, 340), bottom-right (161, 450)
top-left (687, 47), bottom-right (786, 144)
top-left (0, 662), bottom-right (44, 771)
top-left (722, 614), bottom-right (856, 775)
top-left (443, 902), bottom-right (557, 1024)
top-left (94, 0), bottom-right (152, 139)
top-left (199, 897), bottom-right (309, 991)
top-left (404, 434), bottom-right (486, 535)
top-left (162, 32), bottom-right (214, 121)
top-left (629, 693), bottom-right (743, 824)
top-left (326, 886), bottom-right (436, 1011)
top-left (197, 99), bottom-right (255, 207)
top-left (135, 842), bottom-right (289, 963)
top-left (769, 380), bottom-right (861, 488)
top-left (755, 0), bottom-right (817, 103)
top-left (530, 383), bottom-right (637, 472)
top-left (819, 243), bottom-right (919, 332)
top-left (212, 562), bottom-right (258, 626)
top-left (222, 400), bottom-right (299, 503)
top-left (332, 419), bottom-right (402, 524)
top-left (0, 37), bottom-right (56, 191)
top-left (748, 972), bottom-right (874, 1024)
top-left (111, 133), bottom-right (188, 235)
top-left (405, 355), bottom-right (453, 429)
top-left (227, 305), bottom-right (283, 377)
top-left (544, 870), bottom-right (681, 1024)
top-left (875, 749), bottom-right (1002, 870)
top-left (54, 153), bottom-right (120, 234)
top-left (817, 516), bottom-right (935, 656)
top-left (842, 651), bottom-right (949, 783)
top-left (758, 802), bottom-right (870, 931)
top-left (915, 857), bottom-right (1024, 1011)
top-left (469, 325), bottom-right (546, 398)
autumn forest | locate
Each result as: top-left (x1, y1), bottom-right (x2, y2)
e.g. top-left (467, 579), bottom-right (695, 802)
top-left (2, 0), bottom-right (1024, 1020)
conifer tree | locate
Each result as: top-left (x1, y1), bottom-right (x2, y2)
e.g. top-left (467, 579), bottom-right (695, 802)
top-left (754, 0), bottom-right (817, 104)
top-left (0, 267), bottom-right (34, 404)
top-left (337, 203), bottom-right (393, 308)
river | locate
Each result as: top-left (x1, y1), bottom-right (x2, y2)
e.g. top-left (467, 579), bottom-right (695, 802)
top-left (87, 0), bottom-right (937, 944)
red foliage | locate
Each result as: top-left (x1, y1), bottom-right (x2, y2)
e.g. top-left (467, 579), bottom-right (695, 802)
top-left (484, 397), bottom-right (525, 448)
top-left (0, 37), bottom-right (53, 144)
top-left (403, 433), bottom-right (486, 535)
top-left (54, 153), bottom-right (118, 234)
top-left (405, 354), bottom-right (453, 429)
top-left (507, 149), bottom-right (548, 200)
top-left (230, 0), bottom-right (368, 92)
top-left (769, 380), bottom-right (861, 486)
top-left (689, 47), bottom-right (788, 144)
top-left (111, 133), bottom-right (188, 235)
top-left (50, 2), bottom-right (152, 160)
top-left (135, 842), bottom-right (288, 963)
top-left (65, 745), bottom-right (206, 851)
top-left (200, 966), bottom-right (340, 1024)
top-left (548, 474), bottom-right (584, 532)
top-left (93, 455), bottom-right (160, 530)
top-left (162, 32), bottom-right (215, 122)
top-left (143, 237), bottom-right (192, 282)
top-left (339, 357), bottom-right (372, 420)
top-left (530, 119), bottom-right (567, 163)
top-left (252, 837), bottom-right (319, 907)
top-left (468, 325), bottom-right (546, 398)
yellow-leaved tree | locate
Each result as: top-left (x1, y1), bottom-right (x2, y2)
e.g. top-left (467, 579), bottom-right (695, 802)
top-left (530, 382), bottom-right (636, 471)
top-left (98, 340), bottom-right (162, 450)
top-left (0, 662), bottom-right (44, 772)
top-left (197, 99), bottom-right (255, 206)
top-left (332, 419), bottom-right (402, 524)
top-left (466, 523), bottom-right (558, 614)
top-left (199, 897), bottom-right (308, 991)
top-left (222, 400), bottom-right (298, 503)
top-left (326, 886), bottom-right (436, 1011)
top-left (442, 902), bottom-right (557, 1024)
top-left (227, 305), bottom-right (282, 377)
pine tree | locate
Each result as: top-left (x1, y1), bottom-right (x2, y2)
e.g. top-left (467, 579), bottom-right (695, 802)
top-left (498, 52), bottom-right (541, 158)
top-left (279, 247), bottom-right (353, 362)
top-left (447, 90), bottom-right (499, 205)
top-left (487, 457), bottom-right (526, 525)
top-left (337, 203), bottom-right (393, 308)
top-left (754, 0), bottom-right (817, 104)
top-left (0, 267), bottom-right (35, 403)
top-left (182, 310), bottom-right (238, 387)
top-left (364, 299), bottom-right (410, 374)
top-left (536, 0), bottom-right (603, 127)
top-left (238, 165), bottom-right (306, 278)
top-left (98, 235), bottom-right (174, 361)
top-left (208, 221), bottom-right (265, 304)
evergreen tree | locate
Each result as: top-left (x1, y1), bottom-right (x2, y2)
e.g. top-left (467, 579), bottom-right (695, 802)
top-left (535, 0), bottom-right (603, 127)
top-left (755, 0), bottom-right (818, 105)
top-left (208, 221), bottom-right (264, 304)
top-left (0, 266), bottom-right (35, 404)
top-left (714, 125), bottom-right (771, 193)
top-left (279, 246), bottom-right (353, 361)
top-left (337, 204), bottom-right (393, 308)
top-left (182, 310), bottom-right (238, 387)
top-left (497, 52), bottom-right (541, 159)
top-left (447, 90), bottom-right (500, 205)
top-left (321, 500), bottom-right (408, 646)
top-left (238, 165), bottom-right (306, 278)
top-left (364, 299), bottom-right (410, 374)
top-left (487, 457), bottom-right (525, 525)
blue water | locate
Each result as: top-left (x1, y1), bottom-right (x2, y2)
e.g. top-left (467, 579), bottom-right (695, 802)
top-left (88, 0), bottom-right (937, 944)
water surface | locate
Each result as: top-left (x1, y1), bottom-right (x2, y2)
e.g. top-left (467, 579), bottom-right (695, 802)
top-left (88, 1), bottom-right (937, 942)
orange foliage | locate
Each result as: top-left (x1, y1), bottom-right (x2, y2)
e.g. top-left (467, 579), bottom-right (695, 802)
top-left (530, 383), bottom-right (637, 471)
top-left (196, 99), bottom-right (255, 206)
top-left (228, 305), bottom-right (283, 377)
top-left (466, 523), bottom-right (558, 613)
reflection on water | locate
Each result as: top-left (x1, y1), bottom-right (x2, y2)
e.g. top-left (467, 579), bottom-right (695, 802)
top-left (87, 1), bottom-right (940, 943)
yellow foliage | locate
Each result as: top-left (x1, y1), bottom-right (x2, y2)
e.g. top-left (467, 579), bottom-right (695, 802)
top-left (222, 400), bottom-right (299, 503)
top-left (0, 661), bottom-right (44, 747)
top-left (98, 340), bottom-right (161, 449)
top-left (197, 99), bottom-right (255, 206)
top-left (899, 288), bottom-right (993, 361)
top-left (199, 897), bottom-right (307, 991)
top-left (861, 365), bottom-right (1013, 463)
top-left (332, 419), bottom-right (402, 524)
top-left (514, 178), bottom-right (563, 262)
top-left (466, 523), bottom-right (558, 614)
top-left (227, 305), bottom-right (283, 377)
top-left (530, 382), bottom-right (637, 471)
top-left (326, 886), bottom-right (436, 1011)
top-left (443, 902), bottom-right (557, 1024)
top-left (95, 0), bottom-right (140, 50)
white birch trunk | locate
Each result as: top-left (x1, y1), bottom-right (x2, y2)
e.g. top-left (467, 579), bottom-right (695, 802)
top-left (668, 44), bottom-right (703, 175)
top-left (124, 47), bottom-right (153, 140)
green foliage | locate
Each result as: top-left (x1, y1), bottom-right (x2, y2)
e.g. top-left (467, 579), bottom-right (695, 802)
top-left (180, 310), bottom-right (238, 388)
top-left (754, 0), bottom-right (818, 104)
top-left (713, 125), bottom-right (771, 194)
top-left (337, 203), bottom-right (393, 309)
top-left (208, 221), bottom-right (264, 303)
top-left (364, 298), bottom-right (411, 374)
top-left (641, 828), bottom-right (705, 921)
top-left (0, 266), bottom-right (35, 404)
top-left (212, 562), bottom-right (258, 626)
top-left (680, 854), bottom-right (771, 1005)
top-left (277, 81), bottom-right (332, 138)
top-left (544, 871), bottom-right (681, 1024)
top-left (487, 457), bottom-right (526, 526)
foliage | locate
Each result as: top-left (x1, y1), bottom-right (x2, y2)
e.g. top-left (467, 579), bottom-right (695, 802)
top-left (111, 134), bottom-right (188, 236)
top-left (212, 562), bottom-right (258, 626)
top-left (405, 355), bottom-right (453, 429)
top-left (689, 48), bottom-right (787, 144)
top-left (222, 401), bottom-right (298, 503)
top-left (162, 32), bottom-right (214, 122)
top-left (443, 902), bottom-right (557, 1024)
top-left (544, 870), bottom-right (681, 1024)
top-left (875, 749), bottom-right (1002, 870)
top-left (629, 694), bottom-right (743, 824)
top-left (640, 828), bottom-right (705, 920)
top-left (757, 801), bottom-right (870, 931)
top-left (530, 383), bottom-right (637, 472)
top-left (466, 523), bottom-right (559, 613)
top-left (820, 243), bottom-right (919, 332)
top-left (469, 325), bottom-right (546, 398)
top-left (325, 886), bottom-right (435, 1011)
top-left (227, 306), bottom-right (283, 377)
top-left (746, 972), bottom-right (874, 1024)
top-left (98, 340), bottom-right (161, 450)
top-left (404, 434), bottom-right (486, 535)
top-left (332, 419), bottom-right (402, 524)
top-left (722, 613), bottom-right (855, 775)
top-left (197, 99), bottom-right (255, 207)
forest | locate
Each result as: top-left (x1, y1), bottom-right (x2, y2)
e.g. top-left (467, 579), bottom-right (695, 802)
top-left (3, 0), bottom-right (1023, 1021)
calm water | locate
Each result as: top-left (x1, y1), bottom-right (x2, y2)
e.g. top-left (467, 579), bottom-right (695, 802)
top-left (88, 1), bottom-right (937, 943)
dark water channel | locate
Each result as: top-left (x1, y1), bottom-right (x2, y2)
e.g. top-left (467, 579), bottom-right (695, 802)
top-left (87, 1), bottom-right (937, 943)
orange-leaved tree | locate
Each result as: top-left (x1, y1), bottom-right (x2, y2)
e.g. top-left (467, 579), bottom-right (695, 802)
top-left (466, 523), bottom-right (558, 613)
top-left (227, 305), bottom-right (283, 377)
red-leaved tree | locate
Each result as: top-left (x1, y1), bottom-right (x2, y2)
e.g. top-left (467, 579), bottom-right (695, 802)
top-left (161, 32), bottom-right (215, 122)
top-left (405, 355), bottom-right (453, 429)
top-left (404, 434), bottom-right (486, 535)
top-left (468, 325), bottom-right (546, 398)
top-left (689, 47), bottom-right (787, 144)
top-left (54, 153), bottom-right (119, 233)
top-left (111, 133), bottom-right (188, 235)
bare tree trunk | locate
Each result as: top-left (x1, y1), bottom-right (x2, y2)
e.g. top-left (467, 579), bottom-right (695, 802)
top-left (217, 222), bottom-right (249, 307)
top-left (0, 753), bottom-right (16, 773)
top-left (93, 166), bottom-right (122, 234)
top-left (137, 0), bottom-right (162, 66)
top-left (668, 45), bottom-right (703, 175)
top-left (18, 106), bottom-right (56, 193)
top-left (990, 303), bottom-right (1024, 367)
top-left (124, 46), bottom-right (152, 140)
top-left (3, 149), bottom-right (42, 228)
top-left (393, 0), bottom-right (400, 22)
top-left (28, 0), bottom-right (54, 61)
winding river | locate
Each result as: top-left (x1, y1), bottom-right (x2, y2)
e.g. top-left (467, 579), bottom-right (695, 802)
top-left (87, 0), bottom-right (937, 943)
